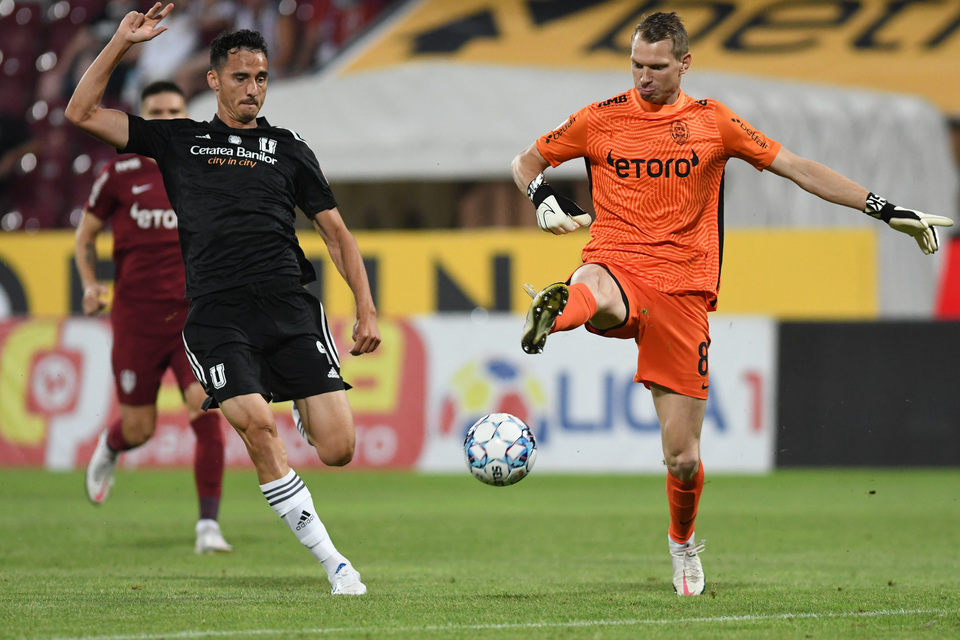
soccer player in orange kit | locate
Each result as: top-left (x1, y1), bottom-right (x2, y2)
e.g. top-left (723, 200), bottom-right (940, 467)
top-left (511, 11), bottom-right (953, 596)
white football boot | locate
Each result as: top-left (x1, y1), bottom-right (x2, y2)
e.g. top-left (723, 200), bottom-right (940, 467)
top-left (85, 430), bottom-right (118, 505)
top-left (670, 535), bottom-right (706, 596)
top-left (330, 562), bottom-right (367, 595)
top-left (195, 519), bottom-right (233, 554)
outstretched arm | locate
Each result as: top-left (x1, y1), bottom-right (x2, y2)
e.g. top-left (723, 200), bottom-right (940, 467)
top-left (311, 208), bottom-right (381, 355)
top-left (65, 2), bottom-right (173, 149)
top-left (768, 147), bottom-right (953, 255)
top-left (766, 147), bottom-right (868, 209)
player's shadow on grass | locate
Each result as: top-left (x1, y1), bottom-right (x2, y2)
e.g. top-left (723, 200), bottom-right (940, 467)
top-left (481, 580), bottom-right (670, 600)
top-left (115, 530), bottom-right (273, 552)
top-left (113, 532), bottom-right (190, 551)
top-left (149, 574), bottom-right (324, 591)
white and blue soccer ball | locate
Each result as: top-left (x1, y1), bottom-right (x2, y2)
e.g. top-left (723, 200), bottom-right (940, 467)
top-left (463, 412), bottom-right (537, 486)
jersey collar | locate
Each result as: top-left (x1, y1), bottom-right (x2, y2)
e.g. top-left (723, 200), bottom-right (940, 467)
top-left (209, 114), bottom-right (272, 130)
top-left (631, 88), bottom-right (690, 114)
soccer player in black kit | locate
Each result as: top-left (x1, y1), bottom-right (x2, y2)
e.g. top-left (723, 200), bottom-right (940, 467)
top-left (66, 3), bottom-right (380, 595)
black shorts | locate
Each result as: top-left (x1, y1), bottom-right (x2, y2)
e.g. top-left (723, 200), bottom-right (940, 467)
top-left (182, 276), bottom-right (348, 409)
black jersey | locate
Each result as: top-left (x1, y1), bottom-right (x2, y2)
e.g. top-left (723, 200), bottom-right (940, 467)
top-left (124, 114), bottom-right (338, 298)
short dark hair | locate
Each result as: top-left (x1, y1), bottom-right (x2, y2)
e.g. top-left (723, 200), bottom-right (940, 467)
top-left (140, 80), bottom-right (184, 104)
top-left (633, 12), bottom-right (689, 61)
top-left (209, 29), bottom-right (269, 71)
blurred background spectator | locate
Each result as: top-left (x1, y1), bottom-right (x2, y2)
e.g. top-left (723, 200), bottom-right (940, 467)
top-left (0, 0), bottom-right (398, 231)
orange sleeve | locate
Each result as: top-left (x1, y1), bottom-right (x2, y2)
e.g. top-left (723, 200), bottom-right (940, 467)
top-left (535, 106), bottom-right (590, 168)
top-left (714, 101), bottom-right (781, 171)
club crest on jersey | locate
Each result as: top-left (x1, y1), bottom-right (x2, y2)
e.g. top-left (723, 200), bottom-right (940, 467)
top-left (210, 363), bottom-right (227, 389)
top-left (228, 135), bottom-right (242, 145)
top-left (120, 369), bottom-right (136, 394)
top-left (259, 137), bottom-right (277, 154)
top-left (671, 121), bottom-right (689, 145)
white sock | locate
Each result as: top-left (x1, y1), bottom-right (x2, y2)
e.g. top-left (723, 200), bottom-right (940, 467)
top-left (669, 531), bottom-right (695, 548)
top-left (260, 469), bottom-right (347, 581)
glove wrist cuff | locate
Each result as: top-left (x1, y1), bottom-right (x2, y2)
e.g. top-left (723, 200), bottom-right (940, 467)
top-left (864, 192), bottom-right (896, 223)
top-left (527, 173), bottom-right (546, 202)
top-left (530, 180), bottom-right (556, 208)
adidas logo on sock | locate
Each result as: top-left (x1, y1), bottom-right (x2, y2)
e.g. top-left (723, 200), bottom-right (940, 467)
top-left (295, 509), bottom-right (315, 531)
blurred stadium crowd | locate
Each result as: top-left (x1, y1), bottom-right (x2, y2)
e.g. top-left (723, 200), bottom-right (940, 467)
top-left (0, 0), bottom-right (396, 231)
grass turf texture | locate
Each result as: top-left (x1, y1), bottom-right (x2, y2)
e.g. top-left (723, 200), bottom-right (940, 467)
top-left (1, 469), bottom-right (958, 639)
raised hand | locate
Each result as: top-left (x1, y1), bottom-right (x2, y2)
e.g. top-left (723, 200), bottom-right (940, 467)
top-left (117, 2), bottom-right (174, 45)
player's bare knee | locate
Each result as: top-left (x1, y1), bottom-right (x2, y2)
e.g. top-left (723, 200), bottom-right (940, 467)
top-left (572, 265), bottom-right (620, 315)
top-left (318, 437), bottom-right (355, 467)
top-left (240, 421), bottom-right (280, 451)
top-left (123, 429), bottom-right (150, 447)
top-left (666, 455), bottom-right (700, 481)
top-left (123, 419), bottom-right (156, 446)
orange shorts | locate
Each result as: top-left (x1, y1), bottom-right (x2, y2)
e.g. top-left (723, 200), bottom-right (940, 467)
top-left (579, 263), bottom-right (711, 399)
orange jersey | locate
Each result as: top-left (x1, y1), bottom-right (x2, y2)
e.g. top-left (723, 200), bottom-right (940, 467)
top-left (536, 89), bottom-right (781, 308)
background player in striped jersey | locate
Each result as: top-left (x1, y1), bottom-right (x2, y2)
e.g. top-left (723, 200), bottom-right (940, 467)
top-left (78, 80), bottom-right (232, 554)
top-left (512, 11), bottom-right (952, 596)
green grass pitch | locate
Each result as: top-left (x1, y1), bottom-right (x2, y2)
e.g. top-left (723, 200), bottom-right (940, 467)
top-left (2, 468), bottom-right (958, 639)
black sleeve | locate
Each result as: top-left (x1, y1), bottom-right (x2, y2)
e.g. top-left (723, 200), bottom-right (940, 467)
top-left (123, 115), bottom-right (174, 159)
top-left (293, 141), bottom-right (339, 218)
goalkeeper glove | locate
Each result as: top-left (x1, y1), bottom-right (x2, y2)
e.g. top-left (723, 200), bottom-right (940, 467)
top-left (527, 173), bottom-right (593, 234)
top-left (864, 192), bottom-right (954, 255)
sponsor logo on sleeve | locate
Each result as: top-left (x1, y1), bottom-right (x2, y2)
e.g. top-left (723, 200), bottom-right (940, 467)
top-left (730, 118), bottom-right (770, 150)
top-left (542, 115), bottom-right (576, 143)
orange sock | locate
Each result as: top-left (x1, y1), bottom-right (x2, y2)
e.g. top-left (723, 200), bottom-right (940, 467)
top-left (552, 282), bottom-right (597, 333)
top-left (666, 462), bottom-right (704, 543)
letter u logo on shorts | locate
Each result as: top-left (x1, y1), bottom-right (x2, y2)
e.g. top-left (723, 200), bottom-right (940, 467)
top-left (210, 363), bottom-right (227, 389)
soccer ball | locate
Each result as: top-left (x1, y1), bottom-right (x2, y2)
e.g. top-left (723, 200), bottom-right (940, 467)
top-left (463, 412), bottom-right (537, 486)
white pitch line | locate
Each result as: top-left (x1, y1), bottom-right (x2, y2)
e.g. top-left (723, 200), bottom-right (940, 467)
top-left (46, 608), bottom-right (949, 640)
